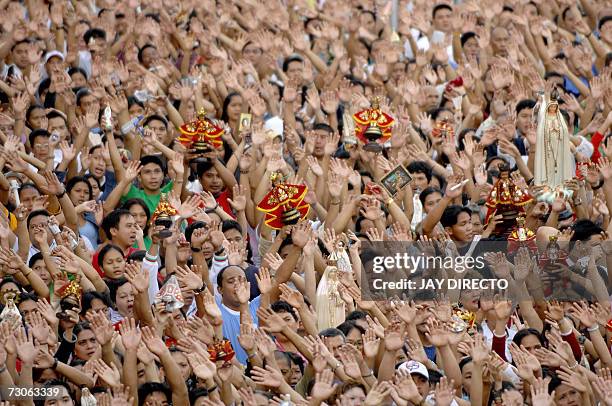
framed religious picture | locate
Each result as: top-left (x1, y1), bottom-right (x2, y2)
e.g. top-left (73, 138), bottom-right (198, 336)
top-left (380, 165), bottom-right (412, 197)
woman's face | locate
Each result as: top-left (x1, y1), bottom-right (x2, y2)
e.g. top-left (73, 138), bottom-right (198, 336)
top-left (343, 386), bottom-right (366, 406)
top-left (87, 177), bottom-right (101, 200)
top-left (346, 327), bottom-right (363, 351)
top-left (226, 95), bottom-right (243, 121)
top-left (102, 249), bottom-right (126, 279)
top-left (85, 298), bottom-right (109, 320)
top-left (129, 102), bottom-right (145, 118)
top-left (28, 107), bottom-right (47, 129)
top-left (242, 42), bottom-right (262, 64)
top-left (128, 204), bottom-right (148, 230)
top-left (115, 283), bottom-right (135, 317)
top-left (463, 37), bottom-right (479, 59)
top-left (74, 329), bottom-right (101, 360)
top-left (32, 259), bottom-right (51, 286)
top-left (69, 181), bottom-right (90, 206)
top-left (71, 72), bottom-right (87, 88)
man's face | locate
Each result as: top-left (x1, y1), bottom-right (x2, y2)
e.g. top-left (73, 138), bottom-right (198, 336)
top-left (323, 335), bottom-right (344, 358)
top-left (146, 119), bottom-right (168, 141)
top-left (139, 162), bottom-right (164, 192)
top-left (423, 192), bottom-right (442, 213)
top-left (45, 56), bottom-right (64, 75)
top-left (218, 266), bottom-right (247, 306)
top-left (78, 94), bottom-right (98, 116)
top-left (412, 374), bottom-right (430, 397)
top-left (28, 215), bottom-right (53, 248)
top-left (410, 172), bottom-right (429, 192)
top-left (32, 136), bottom-right (49, 162)
top-left (448, 211), bottom-right (473, 242)
top-left (18, 299), bottom-right (38, 325)
top-left (12, 42), bottom-right (30, 68)
top-left (87, 36), bottom-right (107, 56)
top-left (286, 60), bottom-right (304, 82)
top-left (601, 20), bottom-right (612, 43)
top-left (44, 386), bottom-right (74, 406)
top-left (143, 392), bottom-right (169, 406)
top-left (433, 8), bottom-right (452, 33)
top-left (48, 116), bottom-right (69, 142)
top-left (421, 86), bottom-right (439, 111)
top-left (516, 107), bottom-right (533, 134)
top-left (200, 167), bottom-right (224, 195)
top-left (29, 108), bottom-right (47, 130)
top-left (224, 228), bottom-right (243, 245)
top-left (312, 129), bottom-right (329, 158)
top-left (491, 28), bottom-right (509, 56)
top-left (141, 46), bottom-right (159, 69)
top-left (111, 214), bottom-right (137, 248)
top-left (20, 187), bottom-right (41, 212)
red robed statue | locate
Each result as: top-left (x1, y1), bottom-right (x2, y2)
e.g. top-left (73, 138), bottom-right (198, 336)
top-left (257, 172), bottom-right (310, 230)
top-left (353, 98), bottom-right (394, 152)
top-left (484, 164), bottom-right (533, 237)
top-left (176, 109), bottom-right (224, 163)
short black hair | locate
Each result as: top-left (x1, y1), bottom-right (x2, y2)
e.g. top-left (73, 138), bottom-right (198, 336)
top-left (222, 219), bottom-right (242, 235)
top-left (83, 28), bottom-right (106, 44)
top-left (544, 71), bottom-right (564, 81)
top-left (142, 114), bottom-right (168, 129)
top-left (599, 15), bottom-right (612, 31)
top-left (101, 209), bottom-right (132, 239)
top-left (106, 278), bottom-right (130, 303)
top-left (346, 310), bottom-right (368, 321)
top-left (138, 44), bottom-right (157, 64)
top-left (407, 161), bottom-right (432, 183)
top-left (571, 219), bottom-right (604, 241)
top-left (138, 382), bottom-right (170, 406)
top-left (512, 328), bottom-right (544, 347)
top-left (432, 4), bottom-right (452, 18)
top-left (282, 55), bottom-right (304, 72)
top-left (28, 252), bottom-right (44, 268)
top-left (28, 129), bottom-right (50, 147)
top-left (313, 122), bottom-right (334, 134)
top-left (460, 32), bottom-right (477, 48)
top-left (26, 209), bottom-right (50, 230)
top-left (34, 380), bottom-right (73, 406)
top-left (75, 88), bottom-right (93, 107)
top-left (216, 265), bottom-right (245, 288)
top-left (271, 300), bottom-right (298, 321)
top-left (185, 221), bottom-right (206, 244)
top-left (140, 155), bottom-right (165, 173)
top-left (81, 291), bottom-right (111, 315)
top-left (319, 327), bottom-right (346, 339)
top-left (47, 110), bottom-right (67, 123)
top-left (68, 66), bottom-right (88, 80)
top-left (336, 320), bottom-right (365, 337)
top-left (515, 99), bottom-right (537, 114)
top-left (419, 186), bottom-right (443, 207)
top-left (561, 6), bottom-right (572, 21)
top-left (440, 205), bottom-right (472, 228)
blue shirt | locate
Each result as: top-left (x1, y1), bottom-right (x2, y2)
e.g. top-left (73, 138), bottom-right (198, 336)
top-left (216, 295), bottom-right (261, 364)
top-left (564, 65), bottom-right (598, 97)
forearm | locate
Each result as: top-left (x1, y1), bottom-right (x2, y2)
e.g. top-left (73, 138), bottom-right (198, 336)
top-left (422, 196), bottom-right (451, 236)
top-left (159, 350), bottom-right (189, 406)
top-left (103, 179), bottom-right (131, 214)
top-left (55, 362), bottom-right (96, 388)
top-left (20, 265), bottom-right (50, 298)
top-left (122, 351), bottom-right (139, 403)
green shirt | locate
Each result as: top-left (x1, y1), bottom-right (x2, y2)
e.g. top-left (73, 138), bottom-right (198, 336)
top-left (121, 181), bottom-right (174, 215)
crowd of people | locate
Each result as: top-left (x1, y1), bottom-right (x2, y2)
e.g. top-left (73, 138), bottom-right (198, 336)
top-left (0, 0), bottom-right (611, 405)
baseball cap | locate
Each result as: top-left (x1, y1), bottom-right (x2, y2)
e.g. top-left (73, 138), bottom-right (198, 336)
top-left (398, 360), bottom-right (429, 379)
top-left (44, 50), bottom-right (65, 64)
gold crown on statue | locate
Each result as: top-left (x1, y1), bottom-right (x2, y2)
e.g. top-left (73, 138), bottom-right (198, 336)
top-left (59, 279), bottom-right (82, 300)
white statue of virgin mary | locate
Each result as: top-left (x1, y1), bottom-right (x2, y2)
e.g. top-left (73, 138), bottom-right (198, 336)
top-left (534, 91), bottom-right (573, 190)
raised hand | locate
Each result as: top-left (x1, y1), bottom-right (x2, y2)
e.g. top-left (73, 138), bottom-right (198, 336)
top-left (119, 317), bottom-right (141, 351)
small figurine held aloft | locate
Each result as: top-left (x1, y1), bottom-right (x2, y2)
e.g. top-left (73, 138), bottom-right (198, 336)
top-left (484, 163), bottom-right (533, 238)
top-left (257, 172), bottom-right (310, 230)
top-left (151, 193), bottom-right (177, 239)
top-left (176, 108), bottom-right (224, 164)
top-left (353, 97), bottom-right (395, 153)
top-left (507, 216), bottom-right (537, 255)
